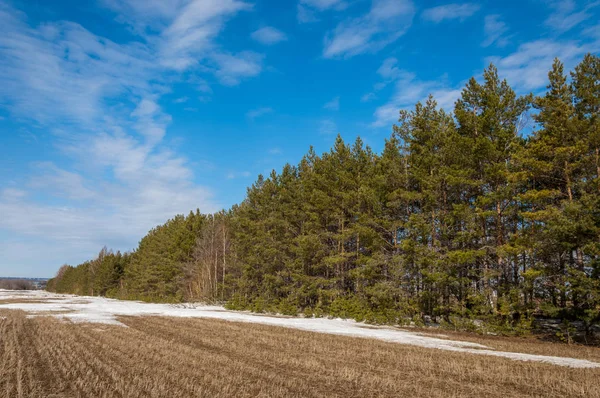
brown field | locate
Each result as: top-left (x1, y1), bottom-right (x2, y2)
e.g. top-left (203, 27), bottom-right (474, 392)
top-left (1, 310), bottom-right (600, 398)
top-left (406, 327), bottom-right (600, 363)
top-left (0, 299), bottom-right (58, 305)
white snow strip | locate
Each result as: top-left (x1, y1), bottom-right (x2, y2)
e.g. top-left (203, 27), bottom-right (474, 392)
top-left (1, 289), bottom-right (599, 369)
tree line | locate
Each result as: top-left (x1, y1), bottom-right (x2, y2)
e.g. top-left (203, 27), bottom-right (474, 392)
top-left (47, 55), bottom-right (600, 334)
top-left (0, 279), bottom-right (35, 290)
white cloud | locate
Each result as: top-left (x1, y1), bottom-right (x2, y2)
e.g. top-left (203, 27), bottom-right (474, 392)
top-left (0, 1), bottom-right (253, 274)
top-left (101, 0), bottom-right (190, 33)
top-left (0, 0), bottom-right (260, 131)
top-left (246, 107), bottom-right (273, 119)
top-left (323, 96), bottom-right (340, 111)
top-left (372, 84), bottom-right (461, 127)
top-left (268, 147), bottom-right (282, 155)
top-left (369, 33), bottom-right (600, 129)
top-left (187, 77), bottom-right (213, 94)
top-left (323, 0), bottom-right (415, 58)
top-left (422, 3), bottom-right (480, 23)
top-left (582, 23), bottom-right (600, 41)
top-left (29, 163), bottom-right (95, 200)
top-left (489, 39), bottom-right (598, 92)
top-left (371, 59), bottom-right (460, 127)
top-left (0, 130), bottom-right (219, 263)
top-left (130, 97), bottom-right (171, 143)
top-left (319, 119), bottom-right (338, 135)
top-left (297, 0), bottom-right (348, 22)
top-left (197, 80), bottom-right (212, 93)
top-left (251, 27), bottom-right (288, 45)
top-left (377, 57), bottom-right (405, 80)
top-left (545, 0), bottom-right (599, 33)
top-left (482, 15), bottom-right (509, 47)
top-left (102, 0), bottom-right (257, 83)
top-left (0, 9), bottom-right (155, 125)
top-left (131, 98), bottom-right (159, 118)
top-left (158, 0), bottom-right (252, 71)
top-left (0, 170), bottom-right (216, 252)
top-left (174, 96), bottom-right (189, 103)
top-left (361, 92), bottom-right (377, 102)
top-left (226, 171), bottom-right (252, 179)
top-left (361, 57), bottom-right (413, 106)
top-left (300, 0), bottom-right (346, 10)
top-left (212, 51), bottom-right (264, 86)
top-left (0, 188), bottom-right (27, 201)
top-left (297, 4), bottom-right (318, 23)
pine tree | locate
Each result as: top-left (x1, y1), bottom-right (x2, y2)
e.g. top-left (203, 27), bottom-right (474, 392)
top-left (454, 64), bottom-right (531, 315)
top-left (572, 53), bottom-right (600, 192)
top-left (46, 57), bottom-right (600, 338)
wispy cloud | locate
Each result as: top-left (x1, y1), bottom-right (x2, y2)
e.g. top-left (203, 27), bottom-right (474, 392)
top-left (251, 26), bottom-right (288, 45)
top-left (100, 0), bottom-right (189, 33)
top-left (371, 58), bottom-right (460, 127)
top-left (323, 96), bottom-right (340, 110)
top-left (301, 0), bottom-right (346, 11)
top-left (297, 0), bottom-right (347, 23)
top-left (319, 119), bottom-right (338, 135)
top-left (370, 35), bottom-right (591, 128)
top-left (297, 4), bottom-right (318, 23)
top-left (482, 14), bottom-right (509, 47)
top-left (157, 0), bottom-right (252, 72)
top-left (0, 130), bottom-right (219, 267)
top-left (422, 3), bottom-right (480, 23)
top-left (377, 57), bottom-right (406, 80)
top-left (103, 0), bottom-right (258, 82)
top-left (0, 0), bottom-right (260, 128)
top-left (361, 92), bottom-right (377, 102)
top-left (29, 162), bottom-right (95, 200)
top-left (1, 188), bottom-right (27, 201)
top-left (130, 97), bottom-right (171, 144)
top-left (212, 51), bottom-right (264, 86)
top-left (373, 34), bottom-right (600, 130)
top-left (361, 57), bottom-right (410, 105)
top-left (226, 171), bottom-right (251, 179)
top-left (323, 0), bottom-right (415, 58)
top-left (0, 0), bottom-right (263, 272)
top-left (246, 107), bottom-right (273, 119)
top-left (0, 8), bottom-right (155, 125)
top-left (18, 129), bottom-right (38, 143)
top-left (192, 78), bottom-right (213, 94)
top-left (489, 38), bottom-right (599, 92)
top-left (545, 0), bottom-right (599, 33)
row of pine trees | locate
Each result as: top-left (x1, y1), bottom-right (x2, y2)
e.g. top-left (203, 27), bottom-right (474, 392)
top-left (47, 55), bottom-right (600, 334)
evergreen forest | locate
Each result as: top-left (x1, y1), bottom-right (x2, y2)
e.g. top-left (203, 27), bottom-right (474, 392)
top-left (47, 55), bottom-right (600, 334)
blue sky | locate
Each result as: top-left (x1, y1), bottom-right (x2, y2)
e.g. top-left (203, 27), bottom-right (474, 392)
top-left (0, 0), bottom-right (599, 277)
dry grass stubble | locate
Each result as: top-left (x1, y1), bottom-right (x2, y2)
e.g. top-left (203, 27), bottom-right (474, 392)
top-left (1, 309), bottom-right (599, 397)
top-left (406, 327), bottom-right (600, 363)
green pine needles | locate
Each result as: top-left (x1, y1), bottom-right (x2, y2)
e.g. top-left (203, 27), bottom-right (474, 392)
top-left (48, 56), bottom-right (600, 337)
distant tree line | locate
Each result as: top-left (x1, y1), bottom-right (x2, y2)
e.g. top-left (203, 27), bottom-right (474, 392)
top-left (0, 279), bottom-right (35, 290)
top-left (47, 55), bottom-right (600, 334)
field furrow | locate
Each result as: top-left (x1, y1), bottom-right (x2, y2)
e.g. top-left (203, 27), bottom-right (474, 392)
top-left (1, 309), bottom-right (599, 398)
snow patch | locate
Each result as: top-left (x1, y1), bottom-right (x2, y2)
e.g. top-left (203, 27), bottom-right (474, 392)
top-left (1, 289), bottom-right (599, 368)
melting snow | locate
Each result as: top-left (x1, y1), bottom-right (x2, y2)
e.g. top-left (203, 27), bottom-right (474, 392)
top-left (1, 289), bottom-right (599, 369)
